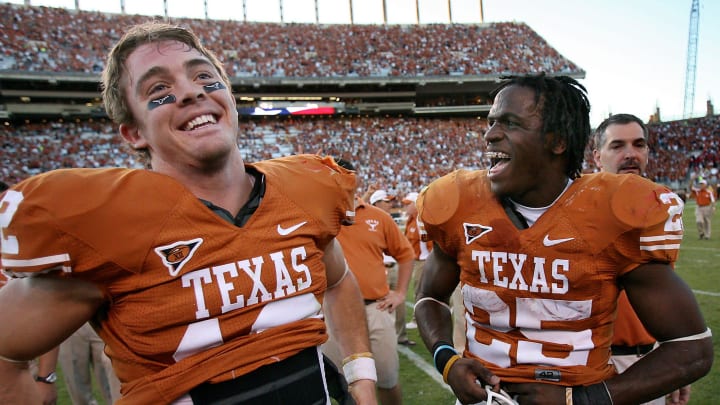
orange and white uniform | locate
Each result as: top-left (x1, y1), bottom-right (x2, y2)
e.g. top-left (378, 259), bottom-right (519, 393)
top-left (0, 154), bottom-right (355, 404)
top-left (404, 210), bottom-right (433, 261)
top-left (417, 170), bottom-right (683, 387)
top-left (692, 185), bottom-right (715, 207)
top-left (336, 199), bottom-right (415, 300)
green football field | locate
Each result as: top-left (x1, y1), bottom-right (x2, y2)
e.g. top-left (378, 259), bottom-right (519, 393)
top-left (54, 201), bottom-right (719, 404)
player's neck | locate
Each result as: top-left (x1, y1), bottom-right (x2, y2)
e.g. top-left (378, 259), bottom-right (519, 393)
top-left (160, 156), bottom-right (253, 215)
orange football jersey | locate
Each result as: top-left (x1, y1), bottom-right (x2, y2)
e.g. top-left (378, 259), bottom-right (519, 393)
top-left (0, 154), bottom-right (355, 404)
top-left (336, 199), bottom-right (415, 300)
top-left (417, 171), bottom-right (683, 387)
top-left (404, 211), bottom-right (433, 260)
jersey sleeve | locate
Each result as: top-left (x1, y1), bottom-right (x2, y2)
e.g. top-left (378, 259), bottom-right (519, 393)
top-left (610, 175), bottom-right (684, 275)
top-left (1, 168), bottom-right (186, 279)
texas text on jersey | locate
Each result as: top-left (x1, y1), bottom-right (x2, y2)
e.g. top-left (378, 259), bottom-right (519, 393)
top-left (0, 154), bottom-right (356, 403)
top-left (417, 170), bottom-right (683, 386)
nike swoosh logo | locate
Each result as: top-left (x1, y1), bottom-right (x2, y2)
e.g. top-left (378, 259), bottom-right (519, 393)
top-left (277, 221), bottom-right (308, 236)
top-left (543, 235), bottom-right (574, 247)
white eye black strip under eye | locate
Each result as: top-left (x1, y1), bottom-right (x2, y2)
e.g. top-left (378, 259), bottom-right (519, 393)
top-left (148, 94), bottom-right (176, 110)
top-left (204, 82), bottom-right (226, 93)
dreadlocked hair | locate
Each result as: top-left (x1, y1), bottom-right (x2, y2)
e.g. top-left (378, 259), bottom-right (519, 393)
top-left (492, 74), bottom-right (591, 179)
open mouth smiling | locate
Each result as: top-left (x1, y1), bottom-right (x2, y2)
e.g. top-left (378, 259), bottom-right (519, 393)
top-left (182, 114), bottom-right (218, 131)
top-left (486, 151), bottom-right (511, 170)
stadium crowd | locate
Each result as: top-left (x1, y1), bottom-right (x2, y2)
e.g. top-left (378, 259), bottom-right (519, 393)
top-left (0, 2), bottom-right (717, 198)
top-left (0, 3), bottom-right (580, 77)
top-left (2, 114), bottom-right (718, 198)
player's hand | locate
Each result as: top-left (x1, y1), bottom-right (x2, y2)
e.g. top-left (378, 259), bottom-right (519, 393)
top-left (376, 290), bottom-right (404, 313)
top-left (666, 385), bottom-right (691, 405)
top-left (446, 357), bottom-right (501, 404)
top-left (348, 379), bottom-right (377, 405)
top-left (503, 382), bottom-right (566, 405)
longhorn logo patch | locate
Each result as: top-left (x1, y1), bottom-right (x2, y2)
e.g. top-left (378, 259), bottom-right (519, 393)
top-left (154, 238), bottom-right (203, 277)
top-left (463, 223), bottom-right (493, 244)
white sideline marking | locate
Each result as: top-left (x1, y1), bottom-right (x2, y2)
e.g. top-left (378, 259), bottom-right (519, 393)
top-left (681, 246), bottom-right (720, 252)
top-left (693, 289), bottom-right (720, 297)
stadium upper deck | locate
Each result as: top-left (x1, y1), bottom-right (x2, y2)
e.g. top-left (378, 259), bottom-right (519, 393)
top-left (0, 2), bottom-right (583, 119)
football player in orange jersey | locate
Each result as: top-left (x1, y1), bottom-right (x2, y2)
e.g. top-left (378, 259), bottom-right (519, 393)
top-left (593, 113), bottom-right (691, 405)
top-left (0, 22), bottom-right (377, 405)
top-left (414, 75), bottom-right (712, 405)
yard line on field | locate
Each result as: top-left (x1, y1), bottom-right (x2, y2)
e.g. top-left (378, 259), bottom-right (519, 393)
top-left (693, 289), bottom-right (720, 297)
top-left (681, 246), bottom-right (720, 252)
top-left (397, 345), bottom-right (453, 393)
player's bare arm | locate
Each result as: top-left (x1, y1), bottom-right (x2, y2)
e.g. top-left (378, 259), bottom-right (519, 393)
top-left (506, 262), bottom-right (713, 405)
top-left (322, 238), bottom-right (377, 405)
top-left (0, 275), bottom-right (103, 361)
top-left (606, 262), bottom-right (712, 404)
top-left (0, 359), bottom-right (43, 405)
top-left (415, 246), bottom-right (457, 345)
top-left (35, 346), bottom-right (60, 405)
top-left (415, 245), bottom-right (500, 404)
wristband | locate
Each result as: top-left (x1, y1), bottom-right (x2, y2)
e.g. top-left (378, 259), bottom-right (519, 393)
top-left (342, 351), bottom-right (373, 366)
top-left (572, 382), bottom-right (613, 405)
top-left (342, 357), bottom-right (377, 384)
top-left (432, 341), bottom-right (458, 374)
top-left (441, 354), bottom-right (461, 383)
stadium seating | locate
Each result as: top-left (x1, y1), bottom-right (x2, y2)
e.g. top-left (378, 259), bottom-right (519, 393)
top-left (0, 3), bottom-right (716, 199)
top-left (0, 3), bottom-right (581, 77)
top-left (3, 115), bottom-right (718, 200)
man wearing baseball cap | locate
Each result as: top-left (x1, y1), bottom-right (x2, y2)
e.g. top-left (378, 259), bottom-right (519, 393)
top-left (691, 177), bottom-right (716, 240)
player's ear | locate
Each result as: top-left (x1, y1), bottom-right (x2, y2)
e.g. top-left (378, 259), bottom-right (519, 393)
top-left (119, 123), bottom-right (148, 149)
top-left (592, 149), bottom-right (602, 168)
top-left (545, 132), bottom-right (567, 155)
